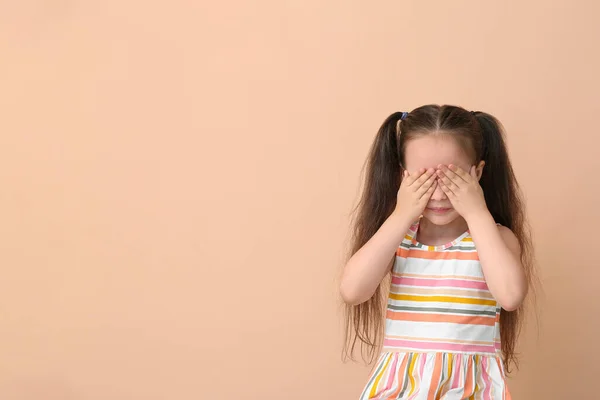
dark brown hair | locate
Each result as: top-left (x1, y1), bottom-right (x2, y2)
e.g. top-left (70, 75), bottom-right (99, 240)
top-left (343, 104), bottom-right (535, 373)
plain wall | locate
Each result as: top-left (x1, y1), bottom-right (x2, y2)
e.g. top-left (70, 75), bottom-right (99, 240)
top-left (1, 1), bottom-right (599, 399)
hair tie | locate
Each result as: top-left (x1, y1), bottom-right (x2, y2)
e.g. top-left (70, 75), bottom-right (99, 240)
top-left (400, 112), bottom-right (409, 120)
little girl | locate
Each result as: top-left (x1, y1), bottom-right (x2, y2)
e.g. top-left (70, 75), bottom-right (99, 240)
top-left (340, 105), bottom-right (534, 399)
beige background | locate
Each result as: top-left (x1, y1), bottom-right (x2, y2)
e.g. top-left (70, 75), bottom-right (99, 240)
top-left (1, 1), bottom-right (599, 399)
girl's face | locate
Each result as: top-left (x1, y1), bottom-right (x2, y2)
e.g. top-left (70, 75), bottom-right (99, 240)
top-left (404, 134), bottom-right (484, 226)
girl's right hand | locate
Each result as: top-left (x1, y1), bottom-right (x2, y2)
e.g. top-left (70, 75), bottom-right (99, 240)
top-left (392, 168), bottom-right (437, 222)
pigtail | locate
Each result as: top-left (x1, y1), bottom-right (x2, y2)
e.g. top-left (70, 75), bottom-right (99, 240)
top-left (361, 112), bottom-right (404, 223)
top-left (473, 111), bottom-right (535, 373)
top-left (473, 112), bottom-right (514, 228)
top-left (343, 112), bottom-right (404, 363)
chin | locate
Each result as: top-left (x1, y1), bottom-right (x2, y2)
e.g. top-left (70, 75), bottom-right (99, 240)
top-left (422, 209), bottom-right (460, 226)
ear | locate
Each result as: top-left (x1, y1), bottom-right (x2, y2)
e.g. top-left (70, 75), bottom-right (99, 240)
top-left (473, 160), bottom-right (485, 181)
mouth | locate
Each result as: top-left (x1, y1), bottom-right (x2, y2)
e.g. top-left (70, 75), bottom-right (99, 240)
top-left (427, 207), bottom-right (452, 214)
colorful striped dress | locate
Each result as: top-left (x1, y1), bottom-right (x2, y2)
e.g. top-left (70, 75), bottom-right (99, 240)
top-left (359, 219), bottom-right (511, 400)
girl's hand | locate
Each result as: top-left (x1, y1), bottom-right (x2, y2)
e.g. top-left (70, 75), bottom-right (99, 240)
top-left (393, 168), bottom-right (437, 222)
top-left (436, 164), bottom-right (489, 222)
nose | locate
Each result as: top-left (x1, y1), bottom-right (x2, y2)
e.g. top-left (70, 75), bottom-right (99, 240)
top-left (430, 181), bottom-right (447, 201)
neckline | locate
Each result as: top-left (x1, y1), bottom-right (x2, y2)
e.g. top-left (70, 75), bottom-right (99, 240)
top-left (408, 217), bottom-right (470, 251)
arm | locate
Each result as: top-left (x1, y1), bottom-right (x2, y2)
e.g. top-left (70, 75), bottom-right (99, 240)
top-left (436, 164), bottom-right (527, 311)
top-left (341, 168), bottom-right (437, 306)
top-left (466, 211), bottom-right (527, 311)
top-left (340, 212), bottom-right (413, 305)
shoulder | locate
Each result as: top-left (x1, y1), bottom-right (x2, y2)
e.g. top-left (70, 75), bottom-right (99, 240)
top-left (497, 225), bottom-right (521, 254)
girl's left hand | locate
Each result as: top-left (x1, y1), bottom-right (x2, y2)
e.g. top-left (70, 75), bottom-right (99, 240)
top-left (436, 164), bottom-right (489, 221)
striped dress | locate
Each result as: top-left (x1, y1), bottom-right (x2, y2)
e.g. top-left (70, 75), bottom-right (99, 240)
top-left (359, 219), bottom-right (511, 400)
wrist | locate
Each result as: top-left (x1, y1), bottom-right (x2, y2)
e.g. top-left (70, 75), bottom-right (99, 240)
top-left (464, 208), bottom-right (494, 226)
top-left (389, 210), bottom-right (416, 226)
top-left (388, 211), bottom-right (416, 236)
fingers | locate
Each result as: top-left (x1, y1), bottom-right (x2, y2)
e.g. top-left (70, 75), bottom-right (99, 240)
top-left (436, 168), bottom-right (460, 192)
top-left (405, 165), bottom-right (474, 196)
top-left (436, 164), bottom-right (463, 184)
top-left (437, 179), bottom-right (456, 200)
top-left (416, 172), bottom-right (437, 198)
top-left (402, 168), bottom-right (426, 186)
top-left (446, 164), bottom-right (471, 182)
top-left (411, 168), bottom-right (436, 190)
top-left (419, 179), bottom-right (437, 200)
